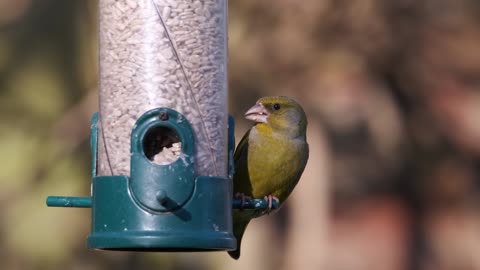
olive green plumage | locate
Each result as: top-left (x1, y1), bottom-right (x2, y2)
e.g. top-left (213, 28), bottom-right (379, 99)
top-left (228, 96), bottom-right (309, 260)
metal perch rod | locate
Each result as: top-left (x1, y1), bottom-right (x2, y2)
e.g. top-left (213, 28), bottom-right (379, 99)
top-left (46, 196), bottom-right (279, 210)
top-left (46, 196), bottom-right (93, 208)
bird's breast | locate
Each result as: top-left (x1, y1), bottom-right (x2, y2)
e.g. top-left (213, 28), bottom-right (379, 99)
top-left (247, 128), bottom-right (308, 201)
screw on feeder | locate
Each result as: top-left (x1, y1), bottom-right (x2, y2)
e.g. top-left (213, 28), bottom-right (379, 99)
top-left (159, 111), bottom-right (169, 121)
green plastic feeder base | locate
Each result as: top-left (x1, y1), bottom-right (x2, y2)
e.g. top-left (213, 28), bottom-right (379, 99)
top-left (87, 175), bottom-right (235, 251)
top-left (89, 233), bottom-right (234, 252)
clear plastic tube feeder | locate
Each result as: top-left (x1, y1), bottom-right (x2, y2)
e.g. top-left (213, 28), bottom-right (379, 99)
top-left (97, 0), bottom-right (228, 177)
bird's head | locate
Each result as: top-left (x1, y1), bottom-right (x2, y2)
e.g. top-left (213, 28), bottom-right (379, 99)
top-left (245, 96), bottom-right (307, 138)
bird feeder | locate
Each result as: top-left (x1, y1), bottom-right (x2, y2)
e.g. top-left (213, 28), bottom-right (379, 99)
top-left (46, 0), bottom-right (277, 252)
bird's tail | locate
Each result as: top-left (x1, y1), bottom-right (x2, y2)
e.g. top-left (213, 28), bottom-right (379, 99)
top-left (228, 219), bottom-right (250, 260)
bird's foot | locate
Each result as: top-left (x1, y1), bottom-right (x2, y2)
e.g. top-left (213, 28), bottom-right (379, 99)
top-left (235, 192), bottom-right (251, 211)
top-left (262, 195), bottom-right (279, 215)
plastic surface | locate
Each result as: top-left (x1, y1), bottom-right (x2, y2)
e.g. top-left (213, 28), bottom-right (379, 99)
top-left (88, 175), bottom-right (235, 251)
top-left (90, 112), bottom-right (99, 177)
top-left (227, 115), bottom-right (235, 179)
top-left (130, 108), bottom-right (196, 212)
top-left (89, 108), bottom-right (235, 250)
top-left (47, 196), bottom-right (92, 208)
top-left (97, 0), bottom-right (228, 177)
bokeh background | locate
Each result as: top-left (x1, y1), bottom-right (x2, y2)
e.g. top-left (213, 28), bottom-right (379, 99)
top-left (2, 0), bottom-right (480, 269)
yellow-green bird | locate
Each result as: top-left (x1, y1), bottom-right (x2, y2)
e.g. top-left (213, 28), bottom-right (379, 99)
top-left (229, 96), bottom-right (309, 260)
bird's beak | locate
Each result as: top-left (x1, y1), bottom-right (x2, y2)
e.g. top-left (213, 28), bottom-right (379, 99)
top-left (245, 103), bottom-right (269, 123)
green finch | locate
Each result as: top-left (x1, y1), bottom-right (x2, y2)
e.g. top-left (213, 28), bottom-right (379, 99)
top-left (228, 96), bottom-right (309, 260)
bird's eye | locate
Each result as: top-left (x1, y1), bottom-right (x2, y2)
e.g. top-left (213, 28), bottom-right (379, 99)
top-left (273, 103), bottom-right (281, 110)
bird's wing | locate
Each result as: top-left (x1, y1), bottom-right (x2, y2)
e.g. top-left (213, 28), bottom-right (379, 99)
top-left (234, 128), bottom-right (250, 162)
top-left (233, 128), bottom-right (252, 195)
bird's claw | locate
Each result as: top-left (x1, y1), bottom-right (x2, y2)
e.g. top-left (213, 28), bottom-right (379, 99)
top-left (235, 192), bottom-right (251, 211)
top-left (262, 195), bottom-right (279, 215)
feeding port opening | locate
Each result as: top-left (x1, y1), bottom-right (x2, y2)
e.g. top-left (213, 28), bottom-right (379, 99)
top-left (143, 126), bottom-right (182, 165)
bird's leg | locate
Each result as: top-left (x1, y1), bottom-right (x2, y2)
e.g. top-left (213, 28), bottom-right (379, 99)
top-left (262, 195), bottom-right (280, 215)
top-left (235, 192), bottom-right (251, 211)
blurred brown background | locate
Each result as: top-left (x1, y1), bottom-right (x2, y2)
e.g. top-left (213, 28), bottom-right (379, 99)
top-left (1, 0), bottom-right (480, 269)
